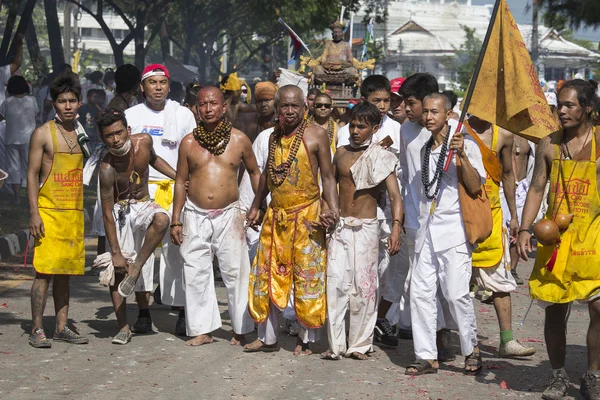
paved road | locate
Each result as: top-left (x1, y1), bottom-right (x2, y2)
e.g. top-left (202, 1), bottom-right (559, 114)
top-left (0, 245), bottom-right (590, 400)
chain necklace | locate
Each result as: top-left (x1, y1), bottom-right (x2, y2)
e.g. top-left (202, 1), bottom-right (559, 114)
top-left (421, 125), bottom-right (451, 200)
top-left (55, 122), bottom-right (78, 154)
top-left (268, 118), bottom-right (308, 186)
top-left (308, 116), bottom-right (335, 144)
top-left (193, 117), bottom-right (233, 155)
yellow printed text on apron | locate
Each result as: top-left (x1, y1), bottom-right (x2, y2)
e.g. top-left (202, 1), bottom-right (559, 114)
top-left (530, 129), bottom-right (600, 303)
top-left (33, 121), bottom-right (84, 275)
top-left (473, 126), bottom-right (504, 268)
top-left (249, 133), bottom-right (327, 329)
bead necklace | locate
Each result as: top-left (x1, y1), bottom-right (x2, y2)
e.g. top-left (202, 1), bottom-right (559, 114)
top-left (421, 124), bottom-right (450, 200)
top-left (55, 122), bottom-right (79, 154)
top-left (193, 117), bottom-right (233, 156)
top-left (268, 119), bottom-right (308, 186)
top-left (308, 116), bottom-right (335, 144)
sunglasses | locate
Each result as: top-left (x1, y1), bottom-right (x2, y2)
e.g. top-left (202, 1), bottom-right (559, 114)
top-left (315, 103), bottom-right (332, 109)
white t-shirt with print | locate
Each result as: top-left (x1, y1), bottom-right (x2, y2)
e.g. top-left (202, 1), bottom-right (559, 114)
top-left (125, 101), bottom-right (196, 181)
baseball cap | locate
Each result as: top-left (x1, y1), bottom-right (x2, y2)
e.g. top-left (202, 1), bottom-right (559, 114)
top-left (390, 77), bottom-right (406, 97)
top-left (141, 64), bottom-right (170, 81)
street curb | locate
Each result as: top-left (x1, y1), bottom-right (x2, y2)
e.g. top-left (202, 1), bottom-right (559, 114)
top-left (0, 229), bottom-right (30, 261)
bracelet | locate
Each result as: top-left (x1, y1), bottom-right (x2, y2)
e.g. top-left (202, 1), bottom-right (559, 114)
top-left (170, 222), bottom-right (183, 228)
top-left (392, 220), bottom-right (402, 226)
top-left (517, 229), bottom-right (531, 235)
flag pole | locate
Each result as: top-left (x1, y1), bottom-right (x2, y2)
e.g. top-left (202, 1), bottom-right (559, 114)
top-left (445, 0), bottom-right (502, 171)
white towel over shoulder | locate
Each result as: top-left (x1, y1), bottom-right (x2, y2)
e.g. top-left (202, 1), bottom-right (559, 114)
top-left (350, 142), bottom-right (399, 191)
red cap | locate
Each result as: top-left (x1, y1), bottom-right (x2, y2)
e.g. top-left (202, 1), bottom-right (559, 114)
top-left (141, 64), bottom-right (170, 81)
top-left (390, 77), bottom-right (406, 96)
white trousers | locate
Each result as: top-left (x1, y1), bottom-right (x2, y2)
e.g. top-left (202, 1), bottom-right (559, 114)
top-left (327, 217), bottom-right (379, 357)
top-left (378, 219), bottom-right (401, 299)
top-left (110, 201), bottom-right (167, 292)
top-left (385, 228), bottom-right (416, 329)
top-left (473, 229), bottom-right (517, 294)
top-left (411, 232), bottom-right (477, 359)
top-left (258, 304), bottom-right (320, 346)
top-left (180, 200), bottom-right (254, 337)
top-left (5, 143), bottom-right (28, 186)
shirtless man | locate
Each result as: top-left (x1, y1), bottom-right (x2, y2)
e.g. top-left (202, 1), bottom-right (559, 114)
top-left (323, 102), bottom-right (402, 360)
top-left (241, 81), bottom-right (278, 142)
top-left (170, 86), bottom-right (262, 346)
top-left (96, 108), bottom-right (174, 343)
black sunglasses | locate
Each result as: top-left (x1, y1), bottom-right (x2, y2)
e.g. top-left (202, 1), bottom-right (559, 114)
top-left (315, 103), bottom-right (332, 109)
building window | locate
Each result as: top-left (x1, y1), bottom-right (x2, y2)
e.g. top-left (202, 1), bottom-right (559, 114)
top-left (80, 27), bottom-right (92, 38)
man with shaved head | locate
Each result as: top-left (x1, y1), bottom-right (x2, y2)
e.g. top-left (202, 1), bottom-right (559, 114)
top-left (170, 85), bottom-right (262, 346)
top-left (244, 85), bottom-right (339, 355)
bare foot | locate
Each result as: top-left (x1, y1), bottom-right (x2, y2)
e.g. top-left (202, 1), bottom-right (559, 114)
top-left (293, 338), bottom-right (313, 356)
top-left (230, 333), bottom-right (247, 346)
top-left (349, 352), bottom-right (369, 360)
top-left (320, 350), bottom-right (341, 360)
top-left (243, 339), bottom-right (278, 352)
top-left (185, 334), bottom-right (213, 346)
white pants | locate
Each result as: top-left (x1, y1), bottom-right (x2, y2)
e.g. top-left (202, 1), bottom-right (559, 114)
top-left (258, 304), bottom-right (320, 345)
top-left (5, 143), bottom-right (28, 186)
top-left (473, 230), bottom-right (517, 294)
top-left (327, 217), bottom-right (379, 357)
top-left (384, 228), bottom-right (416, 329)
top-left (111, 201), bottom-right (167, 292)
top-left (92, 178), bottom-right (106, 236)
top-left (411, 232), bottom-right (478, 359)
top-left (378, 219), bottom-right (401, 300)
top-left (180, 200), bottom-right (254, 336)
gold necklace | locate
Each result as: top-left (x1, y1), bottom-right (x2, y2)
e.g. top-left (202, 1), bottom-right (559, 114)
top-left (55, 123), bottom-right (78, 154)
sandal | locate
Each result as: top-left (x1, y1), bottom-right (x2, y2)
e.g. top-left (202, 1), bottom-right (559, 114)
top-left (405, 359), bottom-right (438, 376)
top-left (464, 347), bottom-right (483, 375)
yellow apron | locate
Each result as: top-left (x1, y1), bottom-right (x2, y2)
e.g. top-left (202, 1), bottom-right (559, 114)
top-left (472, 126), bottom-right (504, 268)
top-left (330, 120), bottom-right (338, 156)
top-left (248, 133), bottom-right (327, 328)
top-left (33, 121), bottom-right (85, 275)
top-left (530, 129), bottom-right (600, 303)
top-left (148, 179), bottom-right (175, 210)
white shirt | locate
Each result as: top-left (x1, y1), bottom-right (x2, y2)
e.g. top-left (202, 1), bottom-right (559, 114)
top-left (0, 65), bottom-right (11, 105)
top-left (239, 127), bottom-right (274, 210)
top-left (400, 119), bottom-right (458, 230)
top-left (0, 95), bottom-right (38, 145)
top-left (338, 114), bottom-right (402, 220)
top-left (125, 102), bottom-right (196, 181)
top-left (415, 128), bottom-right (486, 253)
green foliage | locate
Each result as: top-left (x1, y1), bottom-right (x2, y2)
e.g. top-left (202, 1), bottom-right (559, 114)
top-left (442, 26), bottom-right (482, 91)
top-left (539, 0), bottom-right (600, 30)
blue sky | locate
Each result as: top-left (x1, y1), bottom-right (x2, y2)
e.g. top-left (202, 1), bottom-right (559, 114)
top-left (472, 0), bottom-right (599, 42)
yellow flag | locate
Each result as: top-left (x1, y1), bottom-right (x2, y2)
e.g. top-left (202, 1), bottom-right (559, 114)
top-left (464, 0), bottom-right (559, 143)
top-left (72, 49), bottom-right (80, 74)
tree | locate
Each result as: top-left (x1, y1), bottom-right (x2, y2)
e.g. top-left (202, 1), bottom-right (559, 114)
top-left (44, 0), bottom-right (65, 68)
top-left (442, 26), bottom-right (482, 90)
top-left (538, 0), bottom-right (600, 30)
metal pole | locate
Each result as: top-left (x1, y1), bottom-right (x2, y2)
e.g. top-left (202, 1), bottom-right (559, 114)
top-left (531, 0), bottom-right (539, 73)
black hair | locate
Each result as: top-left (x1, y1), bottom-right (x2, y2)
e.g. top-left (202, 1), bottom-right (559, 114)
top-left (441, 90), bottom-right (458, 109)
top-left (103, 70), bottom-right (115, 86)
top-left (423, 92), bottom-right (453, 111)
top-left (360, 75), bottom-right (391, 98)
top-left (95, 108), bottom-right (128, 136)
top-left (6, 75), bottom-right (30, 96)
top-left (349, 102), bottom-right (381, 127)
top-left (307, 87), bottom-right (321, 98)
top-left (49, 71), bottom-right (82, 102)
top-left (114, 64), bottom-right (141, 94)
top-left (184, 83), bottom-right (201, 106)
top-left (399, 73), bottom-right (439, 101)
top-left (314, 92), bottom-right (332, 103)
top-left (90, 70), bottom-right (103, 84)
top-left (559, 79), bottom-right (599, 119)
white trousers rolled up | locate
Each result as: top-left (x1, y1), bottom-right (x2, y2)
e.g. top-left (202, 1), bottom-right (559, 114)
top-left (180, 200), bottom-right (254, 337)
top-left (410, 231), bottom-right (477, 360)
top-left (257, 303), bottom-right (319, 346)
top-left (327, 217), bottom-right (379, 357)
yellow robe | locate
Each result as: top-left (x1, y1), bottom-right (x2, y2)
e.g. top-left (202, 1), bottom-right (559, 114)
top-left (248, 132), bottom-right (327, 328)
top-left (530, 129), bottom-right (600, 303)
top-left (472, 126), bottom-right (504, 268)
top-left (33, 121), bottom-right (85, 275)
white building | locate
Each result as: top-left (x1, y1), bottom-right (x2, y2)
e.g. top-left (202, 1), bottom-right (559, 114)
top-left (352, 0), bottom-right (600, 86)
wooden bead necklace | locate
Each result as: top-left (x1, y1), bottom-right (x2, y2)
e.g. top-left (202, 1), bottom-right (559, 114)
top-left (268, 118), bottom-right (308, 186)
top-left (193, 117), bottom-right (233, 155)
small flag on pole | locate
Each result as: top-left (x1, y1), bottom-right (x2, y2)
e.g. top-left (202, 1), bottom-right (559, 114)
top-left (72, 49), bottom-right (81, 74)
top-left (278, 18), bottom-right (312, 63)
top-left (362, 18), bottom-right (374, 62)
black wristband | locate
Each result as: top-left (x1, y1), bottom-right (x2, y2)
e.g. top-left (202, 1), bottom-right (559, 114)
top-left (170, 222), bottom-right (183, 228)
top-left (517, 229), bottom-right (531, 235)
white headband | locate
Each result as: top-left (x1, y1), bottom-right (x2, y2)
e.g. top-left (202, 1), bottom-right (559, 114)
top-left (141, 70), bottom-right (167, 82)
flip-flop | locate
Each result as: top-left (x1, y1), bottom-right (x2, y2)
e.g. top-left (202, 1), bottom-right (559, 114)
top-left (464, 349), bottom-right (483, 375)
top-left (405, 360), bottom-right (438, 376)
top-left (320, 351), bottom-right (341, 360)
top-left (242, 343), bottom-right (279, 353)
top-left (118, 275), bottom-right (137, 298)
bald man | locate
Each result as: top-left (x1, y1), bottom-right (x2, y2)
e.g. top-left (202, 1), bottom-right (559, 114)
top-left (170, 86), bottom-right (262, 346)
